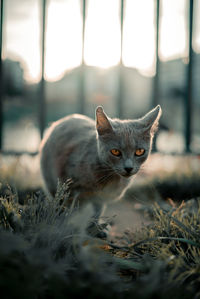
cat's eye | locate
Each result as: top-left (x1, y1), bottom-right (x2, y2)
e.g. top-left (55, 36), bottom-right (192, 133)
top-left (110, 149), bottom-right (122, 157)
top-left (135, 148), bottom-right (145, 156)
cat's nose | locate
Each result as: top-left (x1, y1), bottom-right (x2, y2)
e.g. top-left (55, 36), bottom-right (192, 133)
top-left (124, 167), bottom-right (133, 174)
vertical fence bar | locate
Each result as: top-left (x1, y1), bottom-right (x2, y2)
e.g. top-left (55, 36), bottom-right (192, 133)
top-left (79, 0), bottom-right (86, 114)
top-left (151, 0), bottom-right (160, 152)
top-left (39, 0), bottom-right (46, 139)
top-left (152, 0), bottom-right (160, 108)
top-left (117, 0), bottom-right (124, 118)
top-left (0, 0), bottom-right (4, 150)
top-left (185, 0), bottom-right (194, 152)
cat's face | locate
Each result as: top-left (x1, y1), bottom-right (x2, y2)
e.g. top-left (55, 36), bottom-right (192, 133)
top-left (97, 130), bottom-right (150, 177)
top-left (96, 106), bottom-right (162, 178)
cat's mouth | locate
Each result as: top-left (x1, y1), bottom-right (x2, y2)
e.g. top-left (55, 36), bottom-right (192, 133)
top-left (121, 173), bottom-right (134, 178)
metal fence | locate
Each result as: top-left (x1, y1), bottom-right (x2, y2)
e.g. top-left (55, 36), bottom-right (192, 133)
top-left (0, 0), bottom-right (197, 154)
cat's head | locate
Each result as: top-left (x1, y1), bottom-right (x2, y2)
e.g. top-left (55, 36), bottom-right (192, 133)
top-left (96, 105), bottom-right (162, 178)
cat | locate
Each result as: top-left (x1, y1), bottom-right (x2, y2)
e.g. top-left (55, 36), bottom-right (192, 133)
top-left (40, 105), bottom-right (162, 217)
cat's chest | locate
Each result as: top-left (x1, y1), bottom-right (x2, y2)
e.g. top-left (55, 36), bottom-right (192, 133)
top-left (95, 173), bottom-right (131, 201)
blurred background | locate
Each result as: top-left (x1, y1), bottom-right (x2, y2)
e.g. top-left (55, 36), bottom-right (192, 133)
top-left (0, 0), bottom-right (200, 154)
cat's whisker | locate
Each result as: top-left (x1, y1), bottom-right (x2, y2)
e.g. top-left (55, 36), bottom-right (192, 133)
top-left (96, 172), bottom-right (116, 188)
top-left (100, 173), bottom-right (116, 189)
top-left (96, 173), bottom-right (113, 184)
top-left (94, 168), bottom-right (114, 173)
top-left (71, 163), bottom-right (115, 173)
top-left (140, 164), bottom-right (153, 170)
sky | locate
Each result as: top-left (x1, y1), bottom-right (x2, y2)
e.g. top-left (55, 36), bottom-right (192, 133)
top-left (2, 0), bottom-right (200, 83)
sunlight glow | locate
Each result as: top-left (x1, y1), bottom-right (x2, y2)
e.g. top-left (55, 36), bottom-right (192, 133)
top-left (193, 0), bottom-right (200, 53)
top-left (159, 0), bottom-right (187, 61)
top-left (123, 0), bottom-right (155, 76)
top-left (3, 0), bottom-right (41, 82)
top-left (3, 0), bottom-right (200, 82)
top-left (84, 0), bottom-right (121, 68)
top-left (45, 0), bottom-right (82, 81)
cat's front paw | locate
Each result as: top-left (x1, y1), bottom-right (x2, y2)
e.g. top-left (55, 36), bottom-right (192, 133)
top-left (87, 221), bottom-right (111, 239)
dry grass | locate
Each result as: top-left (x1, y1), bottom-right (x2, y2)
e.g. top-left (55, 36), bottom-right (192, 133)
top-left (0, 153), bottom-right (200, 298)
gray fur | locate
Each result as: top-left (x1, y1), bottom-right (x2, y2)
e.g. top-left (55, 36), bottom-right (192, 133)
top-left (40, 105), bottom-right (162, 208)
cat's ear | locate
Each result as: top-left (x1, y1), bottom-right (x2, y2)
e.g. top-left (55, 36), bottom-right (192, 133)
top-left (96, 106), bottom-right (113, 136)
top-left (139, 105), bottom-right (162, 136)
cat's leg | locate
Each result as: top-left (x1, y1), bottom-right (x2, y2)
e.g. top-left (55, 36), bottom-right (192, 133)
top-left (85, 202), bottom-right (108, 238)
top-left (92, 202), bottom-right (113, 238)
top-left (93, 202), bottom-right (105, 219)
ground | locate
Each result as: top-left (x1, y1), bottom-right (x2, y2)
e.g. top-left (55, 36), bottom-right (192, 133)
top-left (0, 153), bottom-right (200, 298)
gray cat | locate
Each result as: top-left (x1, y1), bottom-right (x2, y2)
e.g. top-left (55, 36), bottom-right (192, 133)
top-left (40, 105), bottom-right (162, 215)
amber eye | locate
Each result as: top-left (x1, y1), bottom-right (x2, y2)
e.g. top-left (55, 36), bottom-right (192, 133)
top-left (135, 148), bottom-right (145, 156)
top-left (110, 149), bottom-right (122, 157)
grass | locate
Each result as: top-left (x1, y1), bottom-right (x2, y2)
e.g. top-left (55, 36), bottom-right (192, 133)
top-left (0, 154), bottom-right (200, 298)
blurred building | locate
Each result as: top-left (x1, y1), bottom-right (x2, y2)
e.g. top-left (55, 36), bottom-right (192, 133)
top-left (42, 53), bottom-right (200, 133)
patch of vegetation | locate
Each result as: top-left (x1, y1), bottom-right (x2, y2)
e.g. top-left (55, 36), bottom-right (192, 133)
top-left (0, 181), bottom-right (200, 299)
top-left (126, 170), bottom-right (200, 204)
